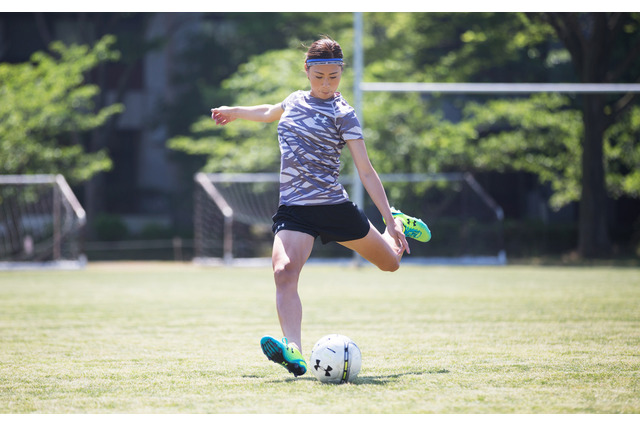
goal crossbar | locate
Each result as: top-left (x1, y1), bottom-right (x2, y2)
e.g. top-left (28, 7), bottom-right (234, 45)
top-left (0, 174), bottom-right (86, 225)
top-left (360, 82), bottom-right (640, 94)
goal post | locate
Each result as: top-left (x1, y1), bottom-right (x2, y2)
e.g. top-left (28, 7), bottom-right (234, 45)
top-left (193, 172), bottom-right (280, 266)
top-left (193, 172), bottom-right (506, 266)
top-left (0, 174), bottom-right (87, 270)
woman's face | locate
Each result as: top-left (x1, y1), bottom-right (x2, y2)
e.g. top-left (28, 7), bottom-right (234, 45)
top-left (306, 64), bottom-right (343, 99)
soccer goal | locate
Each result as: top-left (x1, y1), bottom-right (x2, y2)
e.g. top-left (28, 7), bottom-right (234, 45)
top-left (0, 174), bottom-right (87, 270)
top-left (193, 172), bottom-right (506, 266)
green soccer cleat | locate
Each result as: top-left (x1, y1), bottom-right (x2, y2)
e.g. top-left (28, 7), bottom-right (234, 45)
top-left (386, 207), bottom-right (432, 242)
top-left (260, 336), bottom-right (307, 377)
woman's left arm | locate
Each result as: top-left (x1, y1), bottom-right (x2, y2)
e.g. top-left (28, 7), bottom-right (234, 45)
top-left (346, 139), bottom-right (409, 253)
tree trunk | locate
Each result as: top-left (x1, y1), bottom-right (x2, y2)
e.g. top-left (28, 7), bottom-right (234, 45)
top-left (578, 94), bottom-right (611, 257)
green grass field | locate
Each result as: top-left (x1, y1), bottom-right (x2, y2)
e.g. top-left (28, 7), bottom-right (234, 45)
top-left (0, 262), bottom-right (638, 414)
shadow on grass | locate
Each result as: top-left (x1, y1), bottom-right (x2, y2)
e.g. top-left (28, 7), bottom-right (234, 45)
top-left (353, 368), bottom-right (450, 386)
top-left (261, 368), bottom-right (450, 385)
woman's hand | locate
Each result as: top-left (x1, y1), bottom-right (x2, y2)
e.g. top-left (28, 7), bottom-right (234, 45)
top-left (386, 217), bottom-right (410, 255)
top-left (211, 107), bottom-right (237, 126)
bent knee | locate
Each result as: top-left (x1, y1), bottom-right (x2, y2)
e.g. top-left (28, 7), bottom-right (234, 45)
top-left (377, 258), bottom-right (400, 272)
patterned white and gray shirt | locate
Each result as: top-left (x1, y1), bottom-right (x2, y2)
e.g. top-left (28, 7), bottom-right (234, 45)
top-left (277, 90), bottom-right (364, 206)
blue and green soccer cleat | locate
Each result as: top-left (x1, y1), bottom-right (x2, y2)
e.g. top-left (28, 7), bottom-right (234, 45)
top-left (260, 336), bottom-right (307, 377)
top-left (386, 207), bottom-right (432, 242)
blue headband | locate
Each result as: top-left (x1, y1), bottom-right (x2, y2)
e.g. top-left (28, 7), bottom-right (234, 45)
top-left (306, 58), bottom-right (344, 66)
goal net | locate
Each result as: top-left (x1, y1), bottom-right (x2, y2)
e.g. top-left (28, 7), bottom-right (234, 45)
top-left (0, 174), bottom-right (87, 270)
top-left (193, 172), bottom-right (505, 265)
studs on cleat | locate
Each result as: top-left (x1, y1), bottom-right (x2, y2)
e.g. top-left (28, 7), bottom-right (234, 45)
top-left (260, 336), bottom-right (307, 377)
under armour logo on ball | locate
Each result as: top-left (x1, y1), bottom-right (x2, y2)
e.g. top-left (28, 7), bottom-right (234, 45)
top-left (314, 359), bottom-right (332, 377)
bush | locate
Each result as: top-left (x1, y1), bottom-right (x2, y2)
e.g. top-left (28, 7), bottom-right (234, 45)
top-left (93, 214), bottom-right (128, 241)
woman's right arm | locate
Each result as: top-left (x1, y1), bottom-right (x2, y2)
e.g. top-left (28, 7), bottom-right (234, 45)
top-left (211, 104), bottom-right (283, 125)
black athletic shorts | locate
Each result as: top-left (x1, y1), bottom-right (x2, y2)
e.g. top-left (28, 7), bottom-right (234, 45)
top-left (272, 201), bottom-right (371, 244)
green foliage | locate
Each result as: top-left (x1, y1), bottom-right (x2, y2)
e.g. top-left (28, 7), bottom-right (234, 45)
top-left (463, 94), bottom-right (583, 209)
top-left (358, 91), bottom-right (478, 175)
top-left (458, 95), bottom-right (640, 209)
top-left (0, 35), bottom-right (124, 182)
top-left (605, 105), bottom-right (640, 199)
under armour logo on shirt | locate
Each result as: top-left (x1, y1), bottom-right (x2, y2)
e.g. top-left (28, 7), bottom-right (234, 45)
top-left (314, 113), bottom-right (328, 125)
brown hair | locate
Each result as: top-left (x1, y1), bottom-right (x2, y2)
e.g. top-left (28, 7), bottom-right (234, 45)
top-left (305, 37), bottom-right (343, 61)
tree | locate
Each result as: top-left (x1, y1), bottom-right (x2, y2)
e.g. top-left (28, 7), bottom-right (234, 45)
top-left (532, 13), bottom-right (640, 257)
top-left (374, 12), bottom-right (640, 258)
top-left (0, 35), bottom-right (123, 182)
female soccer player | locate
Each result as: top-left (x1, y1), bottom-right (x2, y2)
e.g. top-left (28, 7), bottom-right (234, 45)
top-left (211, 37), bottom-right (431, 377)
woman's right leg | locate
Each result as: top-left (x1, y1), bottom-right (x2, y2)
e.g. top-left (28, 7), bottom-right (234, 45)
top-left (339, 220), bottom-right (404, 272)
top-left (271, 229), bottom-right (315, 350)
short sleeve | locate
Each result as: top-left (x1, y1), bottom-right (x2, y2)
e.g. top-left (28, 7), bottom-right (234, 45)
top-left (281, 91), bottom-right (299, 112)
top-left (338, 110), bottom-right (364, 141)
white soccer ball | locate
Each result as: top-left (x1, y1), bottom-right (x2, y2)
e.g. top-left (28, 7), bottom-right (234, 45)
top-left (310, 334), bottom-right (362, 384)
